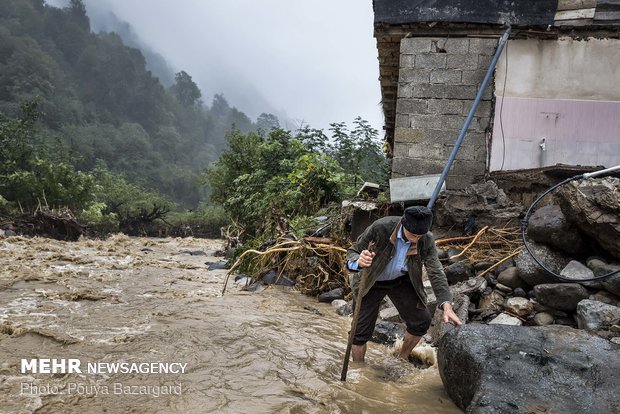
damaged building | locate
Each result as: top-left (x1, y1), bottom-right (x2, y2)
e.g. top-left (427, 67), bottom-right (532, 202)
top-left (372, 0), bottom-right (620, 200)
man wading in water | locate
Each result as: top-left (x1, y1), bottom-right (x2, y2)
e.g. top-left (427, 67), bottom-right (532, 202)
top-left (346, 206), bottom-right (462, 362)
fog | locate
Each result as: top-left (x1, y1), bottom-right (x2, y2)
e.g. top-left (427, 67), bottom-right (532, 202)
top-left (75, 0), bottom-right (383, 133)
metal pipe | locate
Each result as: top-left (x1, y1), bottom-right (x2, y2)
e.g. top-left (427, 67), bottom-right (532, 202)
top-left (427, 25), bottom-right (512, 209)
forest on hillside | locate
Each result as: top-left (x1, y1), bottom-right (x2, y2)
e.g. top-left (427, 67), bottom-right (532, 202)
top-left (0, 0), bottom-right (389, 240)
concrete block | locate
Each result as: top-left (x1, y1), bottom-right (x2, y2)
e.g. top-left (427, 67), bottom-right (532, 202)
top-left (393, 143), bottom-right (410, 157)
top-left (449, 144), bottom-right (477, 161)
top-left (419, 128), bottom-right (461, 146)
top-left (445, 174), bottom-right (476, 189)
top-left (400, 54), bottom-right (415, 67)
top-left (451, 159), bottom-right (486, 176)
top-left (401, 38), bottom-right (432, 54)
top-left (445, 85), bottom-right (477, 100)
top-left (394, 128), bottom-right (425, 144)
top-left (462, 100), bottom-right (492, 118)
top-left (414, 53), bottom-right (447, 69)
top-left (399, 68), bottom-right (430, 83)
top-left (465, 132), bottom-right (487, 147)
top-left (411, 84), bottom-right (446, 99)
top-left (390, 174), bottom-right (446, 203)
top-left (428, 99), bottom-right (462, 115)
top-left (392, 157), bottom-right (444, 176)
top-left (461, 70), bottom-right (486, 86)
top-left (397, 83), bottom-right (412, 98)
top-left (430, 69), bottom-right (462, 84)
top-left (478, 54), bottom-right (494, 69)
top-left (395, 114), bottom-right (410, 128)
top-left (447, 54), bottom-right (478, 69)
top-left (396, 98), bottom-right (428, 114)
top-left (441, 38), bottom-right (470, 54)
top-left (410, 114), bottom-right (443, 130)
top-left (468, 38), bottom-right (498, 55)
top-left (409, 143), bottom-right (447, 159)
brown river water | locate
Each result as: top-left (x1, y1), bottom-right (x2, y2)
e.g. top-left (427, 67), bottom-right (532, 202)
top-left (0, 235), bottom-right (461, 414)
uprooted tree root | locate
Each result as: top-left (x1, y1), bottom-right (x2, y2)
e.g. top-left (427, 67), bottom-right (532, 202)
top-left (224, 237), bottom-right (349, 296)
top-left (224, 227), bottom-right (524, 297)
top-left (436, 226), bottom-right (523, 276)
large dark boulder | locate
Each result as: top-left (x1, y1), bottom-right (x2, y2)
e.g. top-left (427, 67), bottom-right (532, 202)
top-left (534, 283), bottom-right (589, 312)
top-left (438, 324), bottom-right (620, 414)
top-left (317, 288), bottom-right (344, 303)
top-left (445, 262), bottom-right (474, 284)
top-left (527, 205), bottom-right (586, 254)
top-left (557, 177), bottom-right (620, 259)
top-left (514, 242), bottom-right (570, 286)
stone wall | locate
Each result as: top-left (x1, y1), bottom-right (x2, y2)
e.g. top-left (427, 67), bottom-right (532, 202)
top-left (393, 37), bottom-right (498, 189)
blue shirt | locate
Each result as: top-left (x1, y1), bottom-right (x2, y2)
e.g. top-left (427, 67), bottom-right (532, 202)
top-left (348, 225), bottom-right (410, 281)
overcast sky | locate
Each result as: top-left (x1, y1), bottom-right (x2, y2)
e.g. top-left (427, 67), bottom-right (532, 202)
top-left (75, 0), bottom-right (383, 133)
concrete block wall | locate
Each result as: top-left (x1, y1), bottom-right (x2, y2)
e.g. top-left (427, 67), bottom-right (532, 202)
top-left (393, 37), bottom-right (499, 189)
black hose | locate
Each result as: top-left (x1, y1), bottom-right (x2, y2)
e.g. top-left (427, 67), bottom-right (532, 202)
top-left (521, 174), bottom-right (620, 282)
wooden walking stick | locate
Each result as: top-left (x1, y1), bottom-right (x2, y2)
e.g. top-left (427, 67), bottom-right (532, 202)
top-left (341, 241), bottom-right (374, 381)
top-left (340, 270), bottom-right (369, 381)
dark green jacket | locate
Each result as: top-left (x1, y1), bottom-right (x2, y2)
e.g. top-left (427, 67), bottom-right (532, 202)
top-left (346, 216), bottom-right (452, 309)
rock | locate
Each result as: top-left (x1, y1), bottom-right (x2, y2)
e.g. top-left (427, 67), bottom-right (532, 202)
top-left (611, 337), bottom-right (620, 345)
top-left (504, 297), bottom-right (533, 317)
top-left (371, 320), bottom-right (404, 345)
top-left (586, 259), bottom-right (620, 296)
top-left (437, 324), bottom-right (620, 414)
top-left (318, 288), bottom-right (344, 303)
top-left (427, 277), bottom-right (486, 318)
top-left (243, 281), bottom-right (266, 293)
top-left (336, 301), bottom-right (353, 317)
top-left (576, 299), bottom-right (620, 330)
top-left (560, 260), bottom-right (594, 281)
top-left (436, 248), bottom-right (448, 260)
top-left (532, 300), bottom-right (568, 317)
top-left (513, 288), bottom-right (527, 298)
top-left (207, 261), bottom-right (228, 270)
top-left (590, 290), bottom-right (620, 306)
top-left (447, 248), bottom-right (464, 264)
top-left (483, 273), bottom-right (497, 288)
top-left (526, 204), bottom-right (586, 254)
top-left (556, 177), bottom-right (620, 259)
top-left (515, 242), bottom-right (570, 286)
top-left (474, 261), bottom-right (493, 272)
top-left (262, 270), bottom-right (295, 286)
top-left (489, 313), bottom-right (522, 326)
top-left (533, 312), bottom-right (554, 326)
top-left (478, 291), bottom-right (504, 312)
top-left (534, 283), bottom-right (589, 312)
top-left (234, 277), bottom-right (251, 286)
top-left (379, 305), bottom-right (402, 322)
top-left (4, 229), bottom-right (16, 237)
top-left (234, 273), bottom-right (250, 282)
top-left (495, 283), bottom-right (512, 294)
top-left (434, 181), bottom-right (523, 229)
top-left (554, 316), bottom-right (577, 327)
top-left (445, 262), bottom-right (474, 284)
top-left (428, 295), bottom-right (469, 346)
top-left (496, 267), bottom-right (526, 290)
top-left (331, 299), bottom-right (347, 312)
top-left (610, 324), bottom-right (620, 334)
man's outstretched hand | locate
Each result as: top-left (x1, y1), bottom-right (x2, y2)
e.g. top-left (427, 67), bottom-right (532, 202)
top-left (442, 303), bottom-right (462, 326)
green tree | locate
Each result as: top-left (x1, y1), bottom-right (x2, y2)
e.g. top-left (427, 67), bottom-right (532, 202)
top-left (170, 70), bottom-right (202, 107)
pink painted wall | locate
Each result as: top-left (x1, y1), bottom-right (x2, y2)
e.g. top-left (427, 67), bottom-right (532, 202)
top-left (489, 96), bottom-right (620, 171)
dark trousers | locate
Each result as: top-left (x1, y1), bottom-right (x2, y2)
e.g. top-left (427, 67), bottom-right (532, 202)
top-left (352, 275), bottom-right (431, 346)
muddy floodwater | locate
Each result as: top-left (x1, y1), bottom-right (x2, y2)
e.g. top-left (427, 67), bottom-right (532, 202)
top-left (0, 235), bottom-right (461, 414)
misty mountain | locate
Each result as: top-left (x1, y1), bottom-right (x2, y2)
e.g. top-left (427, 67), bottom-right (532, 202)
top-left (0, 0), bottom-right (274, 207)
